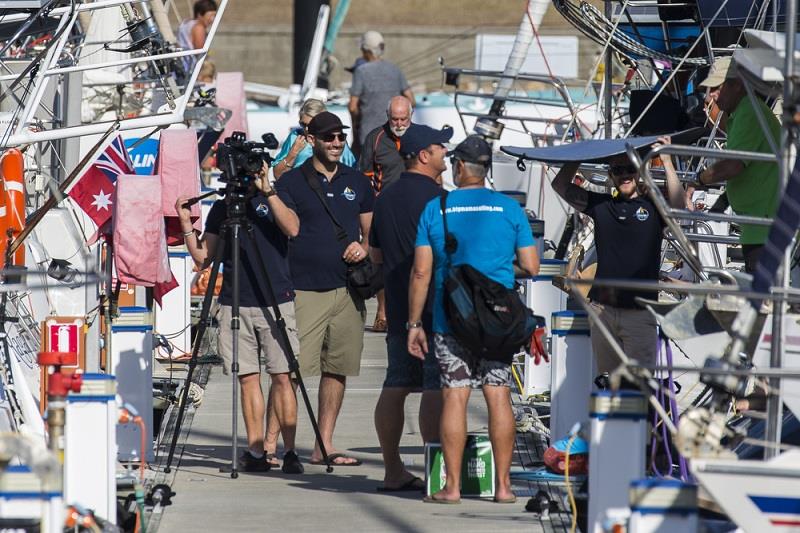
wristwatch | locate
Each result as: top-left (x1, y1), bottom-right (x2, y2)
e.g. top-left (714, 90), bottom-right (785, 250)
top-left (405, 321), bottom-right (423, 330)
top-left (263, 188), bottom-right (277, 198)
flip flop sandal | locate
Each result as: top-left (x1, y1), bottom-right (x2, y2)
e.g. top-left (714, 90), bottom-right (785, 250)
top-left (264, 452), bottom-right (280, 468)
top-left (376, 476), bottom-right (424, 492)
top-left (309, 453), bottom-right (362, 466)
top-left (372, 317), bottom-right (387, 332)
top-left (423, 495), bottom-right (460, 504)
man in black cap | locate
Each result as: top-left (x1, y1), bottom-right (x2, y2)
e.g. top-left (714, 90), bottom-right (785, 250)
top-left (274, 111), bottom-right (375, 466)
top-left (369, 123), bottom-right (450, 491)
top-left (409, 134), bottom-right (539, 504)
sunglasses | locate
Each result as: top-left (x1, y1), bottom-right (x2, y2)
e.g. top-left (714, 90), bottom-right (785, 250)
top-left (298, 121), bottom-right (310, 129)
top-left (319, 132), bottom-right (346, 143)
top-left (609, 164), bottom-right (637, 176)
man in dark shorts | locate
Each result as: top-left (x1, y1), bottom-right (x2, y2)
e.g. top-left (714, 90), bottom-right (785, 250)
top-left (551, 140), bottom-right (685, 375)
top-left (369, 124), bottom-right (450, 491)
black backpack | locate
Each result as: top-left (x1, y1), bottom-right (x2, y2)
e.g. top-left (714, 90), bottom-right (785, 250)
top-left (439, 192), bottom-right (536, 364)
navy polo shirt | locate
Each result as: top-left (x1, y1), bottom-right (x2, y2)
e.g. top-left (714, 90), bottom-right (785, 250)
top-left (204, 194), bottom-right (294, 307)
top-left (369, 172), bottom-right (442, 334)
top-left (276, 161), bottom-right (375, 290)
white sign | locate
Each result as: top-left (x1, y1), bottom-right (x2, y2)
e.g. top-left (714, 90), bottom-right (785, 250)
top-left (475, 34), bottom-right (579, 79)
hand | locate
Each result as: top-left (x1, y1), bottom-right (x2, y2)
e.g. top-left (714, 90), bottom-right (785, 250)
top-left (343, 241), bottom-right (367, 264)
top-left (289, 134), bottom-right (307, 156)
top-left (174, 197), bottom-right (192, 223)
top-left (254, 162), bottom-right (272, 194)
top-left (407, 328), bottom-right (428, 360)
top-left (653, 136), bottom-right (673, 168)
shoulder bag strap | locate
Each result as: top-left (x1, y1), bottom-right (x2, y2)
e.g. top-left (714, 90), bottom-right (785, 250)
top-left (301, 159), bottom-right (349, 243)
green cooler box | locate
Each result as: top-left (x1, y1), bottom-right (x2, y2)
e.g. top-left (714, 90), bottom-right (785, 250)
top-left (425, 434), bottom-right (495, 498)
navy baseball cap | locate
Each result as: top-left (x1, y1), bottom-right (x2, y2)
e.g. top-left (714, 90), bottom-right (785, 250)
top-left (399, 124), bottom-right (454, 159)
top-left (448, 135), bottom-right (492, 166)
top-left (308, 111), bottom-right (350, 136)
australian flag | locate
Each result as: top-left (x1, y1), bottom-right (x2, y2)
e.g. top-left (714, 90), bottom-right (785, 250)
top-left (67, 135), bottom-right (135, 228)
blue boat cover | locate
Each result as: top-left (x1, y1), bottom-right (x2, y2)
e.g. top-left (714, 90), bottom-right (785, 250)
top-left (500, 128), bottom-right (706, 164)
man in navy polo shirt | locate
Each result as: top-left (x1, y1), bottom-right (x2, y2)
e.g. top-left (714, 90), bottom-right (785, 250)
top-left (275, 111), bottom-right (374, 466)
top-left (369, 124), bottom-right (450, 491)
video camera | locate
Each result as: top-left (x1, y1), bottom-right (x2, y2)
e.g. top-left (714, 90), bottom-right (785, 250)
top-left (217, 131), bottom-right (279, 186)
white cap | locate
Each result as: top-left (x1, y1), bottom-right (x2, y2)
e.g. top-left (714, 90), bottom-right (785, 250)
top-left (360, 30), bottom-right (384, 55)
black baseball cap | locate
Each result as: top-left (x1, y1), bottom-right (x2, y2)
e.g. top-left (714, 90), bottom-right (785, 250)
top-left (307, 111), bottom-right (350, 136)
top-left (448, 135), bottom-right (492, 166)
top-left (399, 124), bottom-right (454, 158)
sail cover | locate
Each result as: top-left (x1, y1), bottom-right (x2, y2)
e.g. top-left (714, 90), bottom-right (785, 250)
top-left (501, 128), bottom-right (706, 164)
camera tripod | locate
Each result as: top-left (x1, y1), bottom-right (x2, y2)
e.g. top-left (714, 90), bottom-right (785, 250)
top-left (164, 181), bottom-right (333, 478)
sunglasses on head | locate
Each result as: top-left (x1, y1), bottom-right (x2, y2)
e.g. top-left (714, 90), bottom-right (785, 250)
top-left (319, 132), bottom-right (346, 142)
top-left (610, 164), bottom-right (637, 176)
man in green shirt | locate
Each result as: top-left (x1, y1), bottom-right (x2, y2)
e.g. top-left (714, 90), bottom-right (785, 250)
top-left (698, 56), bottom-right (780, 273)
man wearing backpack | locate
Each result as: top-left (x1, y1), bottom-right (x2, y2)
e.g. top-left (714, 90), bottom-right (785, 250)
top-left (408, 135), bottom-right (540, 504)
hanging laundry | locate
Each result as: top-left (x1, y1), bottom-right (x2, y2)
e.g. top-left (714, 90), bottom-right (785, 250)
top-left (156, 128), bottom-right (202, 246)
top-left (112, 174), bottom-right (176, 306)
top-left (216, 72), bottom-right (249, 141)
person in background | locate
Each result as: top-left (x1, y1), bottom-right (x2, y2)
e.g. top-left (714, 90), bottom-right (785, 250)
top-left (272, 99), bottom-right (356, 179)
top-left (697, 56), bottom-right (780, 273)
top-left (348, 31), bottom-right (415, 155)
top-left (550, 138), bottom-right (685, 379)
top-left (359, 95), bottom-right (414, 333)
top-left (197, 59), bottom-right (216, 85)
top-left (177, 0), bottom-right (217, 71)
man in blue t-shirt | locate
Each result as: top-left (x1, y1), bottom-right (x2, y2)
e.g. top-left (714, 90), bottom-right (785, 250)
top-left (176, 162), bottom-right (304, 475)
top-left (408, 135), bottom-right (540, 504)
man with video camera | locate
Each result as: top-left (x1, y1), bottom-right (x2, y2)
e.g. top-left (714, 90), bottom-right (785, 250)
top-left (176, 162), bottom-right (304, 474)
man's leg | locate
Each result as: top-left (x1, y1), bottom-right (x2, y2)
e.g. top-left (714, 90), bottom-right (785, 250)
top-left (374, 387), bottom-right (414, 485)
top-left (437, 387), bottom-right (470, 501)
top-left (263, 387), bottom-right (281, 465)
top-left (312, 288), bottom-right (366, 465)
top-left (482, 383), bottom-right (515, 502)
top-left (218, 306), bottom-right (267, 467)
top-left (270, 373), bottom-right (297, 450)
top-left (239, 373), bottom-right (266, 455)
top-left (419, 390), bottom-right (443, 443)
top-left (617, 308), bottom-right (658, 370)
top-left (589, 302), bottom-right (623, 376)
top-left (428, 333), bottom-right (475, 502)
top-left (313, 372), bottom-right (353, 463)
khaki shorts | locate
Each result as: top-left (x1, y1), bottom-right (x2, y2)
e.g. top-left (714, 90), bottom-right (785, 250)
top-left (589, 302), bottom-right (657, 375)
top-left (295, 288), bottom-right (366, 377)
top-left (217, 303), bottom-right (299, 376)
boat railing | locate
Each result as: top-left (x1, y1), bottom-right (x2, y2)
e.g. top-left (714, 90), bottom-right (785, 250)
top-left (441, 67), bottom-right (590, 144)
top-left (0, 0), bottom-right (230, 148)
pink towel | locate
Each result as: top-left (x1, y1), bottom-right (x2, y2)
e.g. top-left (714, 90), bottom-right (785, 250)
top-left (157, 128), bottom-right (202, 245)
top-left (113, 174), bottom-right (176, 305)
top-left (216, 72), bottom-right (249, 141)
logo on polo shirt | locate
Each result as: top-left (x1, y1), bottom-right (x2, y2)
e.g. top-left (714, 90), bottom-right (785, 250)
top-left (635, 206), bottom-right (650, 221)
top-left (255, 203), bottom-right (270, 217)
top-left (342, 187), bottom-right (356, 201)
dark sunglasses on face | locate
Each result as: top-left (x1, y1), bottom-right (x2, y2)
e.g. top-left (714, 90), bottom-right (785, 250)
top-left (298, 121), bottom-right (310, 129)
top-left (319, 132), bottom-right (346, 142)
top-left (610, 164), bottom-right (637, 176)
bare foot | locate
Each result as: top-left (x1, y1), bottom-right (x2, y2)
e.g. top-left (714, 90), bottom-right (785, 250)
top-left (424, 488), bottom-right (461, 504)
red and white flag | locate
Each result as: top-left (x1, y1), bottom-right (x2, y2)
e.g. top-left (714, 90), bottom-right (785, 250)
top-left (67, 135), bottom-right (135, 229)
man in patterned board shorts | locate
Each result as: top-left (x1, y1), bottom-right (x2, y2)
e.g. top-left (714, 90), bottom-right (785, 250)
top-left (407, 135), bottom-right (540, 504)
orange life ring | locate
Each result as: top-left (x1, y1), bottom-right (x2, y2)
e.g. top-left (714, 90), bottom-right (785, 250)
top-left (0, 149), bottom-right (23, 267)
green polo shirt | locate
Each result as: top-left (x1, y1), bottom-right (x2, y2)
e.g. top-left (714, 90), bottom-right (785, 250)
top-left (725, 95), bottom-right (780, 245)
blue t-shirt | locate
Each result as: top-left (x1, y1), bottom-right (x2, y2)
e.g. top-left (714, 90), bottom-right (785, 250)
top-left (415, 188), bottom-right (536, 333)
top-left (275, 161), bottom-right (375, 290)
top-left (204, 195), bottom-right (294, 307)
top-left (272, 128), bottom-right (357, 169)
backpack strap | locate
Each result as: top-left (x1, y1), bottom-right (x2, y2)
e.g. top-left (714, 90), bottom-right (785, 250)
top-left (300, 159), bottom-right (349, 243)
top-left (440, 192), bottom-right (458, 263)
